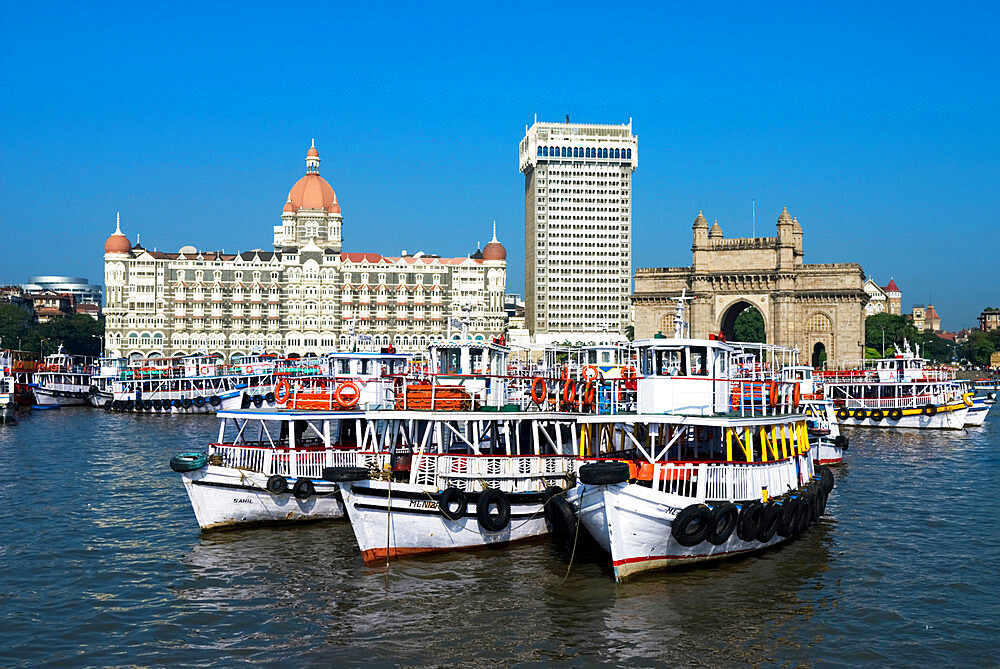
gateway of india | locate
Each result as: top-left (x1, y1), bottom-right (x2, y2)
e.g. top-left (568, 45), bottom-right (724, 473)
top-left (632, 208), bottom-right (868, 367)
top-left (103, 143), bottom-right (507, 362)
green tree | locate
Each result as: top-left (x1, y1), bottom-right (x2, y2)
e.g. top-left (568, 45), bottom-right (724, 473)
top-left (0, 304), bottom-right (34, 349)
top-left (733, 308), bottom-right (765, 343)
top-left (961, 331), bottom-right (995, 367)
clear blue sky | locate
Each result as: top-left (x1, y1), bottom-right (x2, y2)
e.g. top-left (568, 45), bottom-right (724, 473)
top-left (1, 2), bottom-right (997, 330)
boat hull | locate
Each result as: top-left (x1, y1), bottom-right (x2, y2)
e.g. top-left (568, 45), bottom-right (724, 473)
top-left (812, 439), bottom-right (844, 465)
top-left (836, 405), bottom-right (967, 430)
top-left (180, 466), bottom-right (345, 530)
top-left (340, 479), bottom-right (550, 564)
top-left (33, 387), bottom-right (90, 406)
top-left (576, 482), bottom-right (793, 582)
top-left (109, 389), bottom-right (243, 413)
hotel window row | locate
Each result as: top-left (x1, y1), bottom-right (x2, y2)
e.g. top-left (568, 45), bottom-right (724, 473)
top-left (537, 146), bottom-right (632, 159)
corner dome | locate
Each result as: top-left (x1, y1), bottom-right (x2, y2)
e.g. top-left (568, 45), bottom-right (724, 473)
top-left (482, 223), bottom-right (506, 261)
top-left (104, 214), bottom-right (132, 254)
top-left (693, 211), bottom-right (708, 229)
top-left (709, 220), bottom-right (723, 238)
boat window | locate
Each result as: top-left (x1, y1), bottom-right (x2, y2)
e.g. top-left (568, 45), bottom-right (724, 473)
top-left (470, 349), bottom-right (484, 373)
top-left (436, 349), bottom-right (459, 374)
top-left (689, 347), bottom-right (707, 376)
top-left (336, 359), bottom-right (350, 375)
top-left (601, 351), bottom-right (611, 363)
top-left (359, 359), bottom-right (370, 375)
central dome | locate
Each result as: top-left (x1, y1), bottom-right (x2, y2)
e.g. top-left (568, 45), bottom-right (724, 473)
top-left (285, 143), bottom-right (341, 213)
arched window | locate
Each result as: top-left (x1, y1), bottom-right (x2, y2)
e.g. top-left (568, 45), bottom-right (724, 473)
top-left (537, 146), bottom-right (542, 156)
top-left (614, 148), bottom-right (620, 158)
top-left (542, 146), bottom-right (548, 156)
top-left (627, 149), bottom-right (632, 159)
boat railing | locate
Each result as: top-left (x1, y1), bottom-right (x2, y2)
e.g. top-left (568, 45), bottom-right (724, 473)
top-left (647, 457), bottom-right (807, 503)
top-left (411, 451), bottom-right (577, 493)
top-left (832, 394), bottom-right (956, 409)
top-left (210, 442), bottom-right (396, 478)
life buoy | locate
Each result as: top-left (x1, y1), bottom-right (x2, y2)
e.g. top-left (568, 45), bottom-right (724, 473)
top-left (335, 381), bottom-right (360, 408)
top-left (562, 379), bottom-right (576, 409)
top-left (530, 377), bottom-right (547, 405)
top-left (583, 365), bottom-right (599, 381)
top-left (476, 488), bottom-right (511, 532)
top-left (769, 381), bottom-right (779, 408)
top-left (793, 383), bottom-right (801, 407)
top-left (581, 381), bottom-right (595, 408)
top-left (200, 365), bottom-right (212, 375)
top-left (621, 365), bottom-right (638, 392)
top-left (245, 364), bottom-right (254, 374)
top-left (561, 367), bottom-right (570, 381)
top-left (275, 379), bottom-right (290, 403)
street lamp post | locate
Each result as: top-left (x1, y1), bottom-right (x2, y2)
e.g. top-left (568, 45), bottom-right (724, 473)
top-left (91, 334), bottom-right (105, 358)
top-left (879, 326), bottom-right (887, 357)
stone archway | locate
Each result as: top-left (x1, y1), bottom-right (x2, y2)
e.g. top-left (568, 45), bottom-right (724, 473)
top-left (812, 342), bottom-right (827, 368)
top-left (720, 300), bottom-right (767, 343)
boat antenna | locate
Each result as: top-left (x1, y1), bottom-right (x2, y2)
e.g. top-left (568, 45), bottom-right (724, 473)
top-left (671, 289), bottom-right (696, 338)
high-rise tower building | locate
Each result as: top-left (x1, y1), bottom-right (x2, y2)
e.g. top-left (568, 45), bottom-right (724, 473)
top-left (519, 117), bottom-right (637, 341)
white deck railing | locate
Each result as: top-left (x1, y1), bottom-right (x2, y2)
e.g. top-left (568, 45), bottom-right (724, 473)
top-left (410, 452), bottom-right (577, 493)
top-left (648, 457), bottom-right (811, 502)
top-left (210, 443), bottom-right (392, 478)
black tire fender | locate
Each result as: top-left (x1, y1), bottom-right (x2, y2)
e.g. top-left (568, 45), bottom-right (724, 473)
top-left (476, 488), bottom-right (511, 532)
top-left (194, 396), bottom-right (206, 408)
top-left (798, 493), bottom-right (814, 533)
top-left (852, 408), bottom-right (867, 420)
top-left (888, 408), bottom-right (903, 421)
top-left (834, 434), bottom-right (848, 450)
top-left (209, 395), bottom-right (221, 407)
top-left (578, 461), bottom-right (630, 485)
top-left (182, 398), bottom-right (193, 409)
top-left (437, 487), bottom-right (468, 522)
top-left (671, 504), bottom-right (714, 547)
top-left (816, 465), bottom-right (835, 493)
top-left (736, 500), bottom-right (764, 541)
top-left (266, 475), bottom-right (287, 494)
top-left (292, 478), bottom-right (315, 500)
top-left (777, 498), bottom-right (800, 538)
top-left (708, 502), bottom-right (739, 545)
top-left (252, 394), bottom-right (264, 407)
top-left (543, 486), bottom-right (577, 538)
top-left (322, 466), bottom-right (369, 482)
top-left (264, 393), bottom-right (275, 404)
top-left (923, 404), bottom-right (936, 416)
top-left (836, 408), bottom-right (849, 420)
top-left (756, 502), bottom-right (781, 542)
top-left (870, 409), bottom-right (884, 421)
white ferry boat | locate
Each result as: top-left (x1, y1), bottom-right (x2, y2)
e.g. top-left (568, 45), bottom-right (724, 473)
top-left (818, 344), bottom-right (970, 429)
top-left (784, 365), bottom-right (848, 464)
top-left (32, 346), bottom-right (94, 407)
top-left (110, 354), bottom-right (246, 413)
top-left (955, 380), bottom-right (995, 427)
top-left (568, 299), bottom-right (830, 582)
top-left (1, 349), bottom-right (39, 407)
top-left (338, 339), bottom-right (581, 563)
top-left (171, 408), bottom-right (387, 530)
top-left (88, 357), bottom-right (127, 408)
top-left (0, 373), bottom-right (15, 423)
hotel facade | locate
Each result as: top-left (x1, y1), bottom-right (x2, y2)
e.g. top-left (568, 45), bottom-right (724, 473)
top-left (518, 117), bottom-right (637, 343)
top-left (103, 144), bottom-right (507, 361)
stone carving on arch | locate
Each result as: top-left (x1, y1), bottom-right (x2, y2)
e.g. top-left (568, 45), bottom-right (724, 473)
top-left (806, 311), bottom-right (834, 332)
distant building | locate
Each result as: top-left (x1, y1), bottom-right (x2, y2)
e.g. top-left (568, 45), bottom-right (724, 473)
top-left (103, 143), bottom-right (507, 362)
top-left (956, 328), bottom-right (973, 344)
top-left (912, 304), bottom-right (941, 332)
top-left (519, 117), bottom-right (637, 343)
top-left (24, 291), bottom-right (75, 322)
top-left (21, 276), bottom-right (102, 306)
top-left (979, 308), bottom-right (1000, 332)
top-left (863, 277), bottom-right (902, 316)
top-left (0, 286), bottom-right (31, 314)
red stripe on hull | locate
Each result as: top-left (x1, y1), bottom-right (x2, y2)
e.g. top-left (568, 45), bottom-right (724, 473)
top-left (612, 544), bottom-right (764, 568)
top-left (814, 457), bottom-right (842, 465)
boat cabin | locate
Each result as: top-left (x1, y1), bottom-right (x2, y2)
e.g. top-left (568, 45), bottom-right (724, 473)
top-left (634, 338), bottom-right (733, 415)
top-left (429, 340), bottom-right (510, 406)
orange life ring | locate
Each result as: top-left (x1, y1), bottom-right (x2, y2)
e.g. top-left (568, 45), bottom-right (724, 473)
top-left (582, 381), bottom-right (595, 407)
top-left (768, 381), bottom-right (779, 408)
top-left (274, 379), bottom-right (290, 403)
top-left (530, 377), bottom-right (547, 405)
top-left (793, 383), bottom-right (801, 407)
top-left (562, 379), bottom-right (576, 408)
top-left (561, 367), bottom-right (570, 381)
top-left (335, 381), bottom-right (360, 408)
top-left (583, 365), bottom-right (599, 381)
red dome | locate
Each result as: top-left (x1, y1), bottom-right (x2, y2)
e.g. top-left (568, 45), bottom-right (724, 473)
top-left (104, 217), bottom-right (132, 254)
top-left (283, 198), bottom-right (296, 213)
top-left (287, 173), bottom-right (338, 211)
top-left (307, 145), bottom-right (319, 158)
top-left (483, 240), bottom-right (506, 261)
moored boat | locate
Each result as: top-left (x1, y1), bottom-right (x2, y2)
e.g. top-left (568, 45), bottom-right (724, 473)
top-left (109, 354), bottom-right (251, 413)
top-left (32, 346), bottom-right (93, 407)
top-left (568, 298), bottom-right (831, 581)
top-left (171, 407), bottom-right (381, 530)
